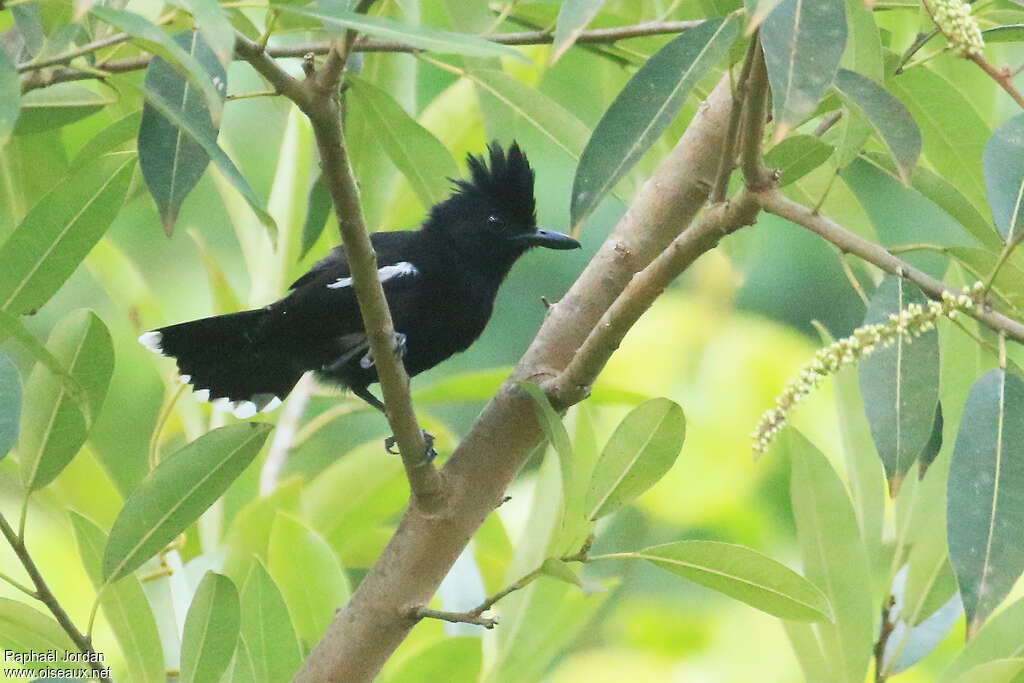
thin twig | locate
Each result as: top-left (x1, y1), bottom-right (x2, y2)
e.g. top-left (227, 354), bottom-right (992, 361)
top-left (874, 595), bottom-right (897, 682)
top-left (411, 607), bottom-right (498, 628)
top-left (813, 111), bottom-right (842, 137)
top-left (968, 53), bottom-right (1024, 111)
top-left (894, 29), bottom-right (940, 74)
top-left (0, 514), bottom-right (110, 680)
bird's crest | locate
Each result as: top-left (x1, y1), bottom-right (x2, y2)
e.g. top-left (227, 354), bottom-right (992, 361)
top-left (435, 141), bottom-right (537, 230)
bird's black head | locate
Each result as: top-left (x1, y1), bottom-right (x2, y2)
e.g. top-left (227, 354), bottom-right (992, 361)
top-left (424, 142), bottom-right (580, 267)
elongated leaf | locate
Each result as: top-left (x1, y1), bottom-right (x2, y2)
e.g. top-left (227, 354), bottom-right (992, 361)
top-left (274, 2), bottom-right (524, 60)
top-left (984, 113), bottom-right (1024, 244)
top-left (0, 153), bottom-right (135, 315)
top-left (69, 513), bottom-right (164, 683)
top-left (940, 596), bottom-right (1024, 681)
top-left (786, 430), bottom-right (874, 683)
top-left (0, 309), bottom-right (85, 405)
top-left (104, 423), bottom-right (273, 581)
top-left (300, 175), bottom-right (332, 258)
top-left (90, 7), bottom-right (224, 119)
top-left (613, 540), bottom-right (831, 620)
top-left (858, 276), bottom-right (940, 491)
top-left (176, 0), bottom-right (235, 67)
top-left (833, 69), bottom-right (920, 184)
top-left (140, 82), bottom-right (274, 229)
top-left (519, 382), bottom-right (576, 535)
top-left (14, 83), bottom-right (115, 134)
top-left (239, 560), bottom-right (302, 683)
top-left (189, 229), bottom-right (241, 313)
top-left (948, 369), bottom-right (1024, 638)
top-left (267, 513), bottom-right (350, 646)
top-left (585, 398), bottom-right (685, 520)
top-left (0, 354), bottom-right (20, 460)
top-left (0, 48), bottom-right (19, 145)
top-left (745, 0), bottom-right (785, 34)
top-left (551, 0), bottom-right (608, 63)
top-left (69, 110), bottom-right (143, 172)
top-left (571, 17), bottom-right (738, 227)
top-left (0, 598), bottom-right (75, 674)
top-left (951, 659), bottom-right (1024, 683)
top-left (885, 594), bottom-right (963, 673)
top-left (765, 134), bottom-right (835, 186)
top-left (19, 310), bottom-right (113, 490)
top-left (140, 31), bottom-right (227, 235)
top-left (983, 25), bottom-right (1024, 43)
top-left (379, 636), bottom-right (482, 683)
top-left (761, 0), bottom-right (847, 136)
top-left (348, 77), bottom-right (458, 209)
top-left (180, 572), bottom-right (240, 683)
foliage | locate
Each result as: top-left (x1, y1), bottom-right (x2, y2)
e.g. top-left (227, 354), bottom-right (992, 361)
top-left (1, 0), bottom-right (1024, 680)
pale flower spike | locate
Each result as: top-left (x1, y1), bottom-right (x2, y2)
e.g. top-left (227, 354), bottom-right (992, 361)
top-left (751, 281), bottom-right (986, 457)
top-left (924, 0), bottom-right (984, 57)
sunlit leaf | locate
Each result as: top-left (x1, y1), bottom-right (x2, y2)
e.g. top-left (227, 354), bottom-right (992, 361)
top-left (139, 31), bottom-right (227, 235)
top-left (761, 0), bottom-right (847, 137)
top-left (983, 113), bottom-right (1024, 244)
top-left (571, 17), bottom-right (738, 227)
top-left (69, 512), bottom-right (164, 683)
top-left (69, 110), bottom-right (143, 172)
top-left (273, 2), bottom-right (525, 60)
top-left (950, 659), bottom-right (1024, 683)
top-left (0, 354), bottom-right (20, 460)
top-left (610, 540), bottom-right (831, 620)
top-left (104, 423), bottom-right (273, 581)
top-left (19, 310), bottom-right (113, 490)
top-left (379, 636), bottom-right (482, 683)
top-left (833, 69), bottom-right (920, 184)
top-left (188, 229), bottom-right (242, 314)
top-left (267, 513), bottom-right (350, 646)
top-left (0, 153), bottom-right (135, 315)
top-left (982, 25), bottom-right (1024, 43)
top-left (0, 49), bottom-right (19, 145)
top-left (519, 382), bottom-right (575, 510)
top-left (948, 369), bottom-right (1024, 639)
top-left (585, 398), bottom-right (685, 520)
top-left (348, 77), bottom-right (458, 209)
top-left (0, 599), bottom-right (75, 674)
top-left (180, 572), bottom-right (240, 683)
top-left (239, 560), bottom-right (303, 682)
top-left (858, 276), bottom-right (940, 491)
top-left (14, 83), bottom-right (115, 134)
top-left (940, 596), bottom-right (1024, 681)
top-left (764, 134), bottom-right (835, 186)
top-left (785, 429), bottom-right (874, 683)
top-left (551, 0), bottom-right (608, 63)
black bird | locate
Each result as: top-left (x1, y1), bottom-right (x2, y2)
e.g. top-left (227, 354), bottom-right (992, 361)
top-left (139, 142), bottom-right (580, 420)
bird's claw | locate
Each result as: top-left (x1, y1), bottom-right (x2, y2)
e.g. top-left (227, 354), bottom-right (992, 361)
top-left (359, 332), bottom-right (407, 369)
top-left (384, 430), bottom-right (436, 461)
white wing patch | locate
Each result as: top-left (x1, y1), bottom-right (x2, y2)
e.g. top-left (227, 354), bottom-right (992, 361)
top-left (327, 261), bottom-right (419, 289)
top-left (191, 388), bottom-right (282, 419)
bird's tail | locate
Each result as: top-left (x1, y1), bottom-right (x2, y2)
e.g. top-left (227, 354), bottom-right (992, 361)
top-left (139, 309), bottom-right (306, 418)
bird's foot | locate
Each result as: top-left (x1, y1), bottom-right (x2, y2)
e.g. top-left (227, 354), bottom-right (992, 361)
top-left (359, 332), bottom-right (408, 369)
top-left (384, 430), bottom-right (437, 461)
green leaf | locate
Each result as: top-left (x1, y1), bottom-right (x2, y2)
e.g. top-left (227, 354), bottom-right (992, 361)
top-left (175, 0), bottom-right (235, 67)
top-left (69, 512), bottom-right (164, 683)
top-left (918, 402), bottom-right (943, 477)
top-left (0, 354), bottom-right (21, 460)
top-left (69, 110), bottom-right (143, 172)
top-left (940, 596), bottom-right (1024, 681)
top-left (571, 17), bottom-right (738, 227)
top-left (519, 381), bottom-right (573, 465)
top-left (180, 572), bottom-right (240, 683)
top-left (188, 229), bottom-right (242, 313)
top-left (539, 557), bottom-right (582, 587)
top-left (858, 276), bottom-right (940, 490)
top-left (760, 0), bottom-right (847, 136)
top-left (348, 77), bottom-right (459, 209)
top-left (984, 113), bottom-right (1024, 244)
top-left (903, 523), bottom-right (958, 627)
top-left (0, 599), bottom-right (75, 674)
top-left (551, 0), bottom-right (608, 63)
top-left (139, 31), bottom-right (227, 235)
top-left (840, 0), bottom-right (882, 81)
top-left (785, 429), bottom-right (874, 683)
top-left (611, 540), bottom-right (831, 621)
top-left (239, 560), bottom-right (303, 683)
top-left (19, 310), bottom-right (113, 490)
top-left (379, 636), bottom-right (482, 683)
top-left (948, 369), bottom-right (1024, 639)
top-left (0, 310), bottom-right (85, 407)
top-left (0, 48), bottom-right (19, 145)
top-left (14, 83), bottom-right (115, 134)
top-left (950, 659), bottom-right (1024, 683)
top-left (744, 0), bottom-right (785, 34)
top-left (585, 398), bottom-right (685, 520)
top-left (983, 25), bottom-right (1024, 43)
top-left (460, 68), bottom-right (591, 161)
top-left (0, 153), bottom-right (135, 315)
top-left (267, 513), bottom-right (350, 646)
top-left (90, 8), bottom-right (224, 120)
top-left (273, 2), bottom-right (525, 60)
top-left (104, 423), bottom-right (273, 581)
top-left (833, 69), bottom-right (920, 184)
top-left (140, 80), bottom-right (275, 230)
top-left (764, 134), bottom-right (835, 186)
top-left (300, 175), bottom-right (332, 258)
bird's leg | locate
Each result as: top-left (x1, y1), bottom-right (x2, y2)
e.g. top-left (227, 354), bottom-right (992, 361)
top-left (351, 383), bottom-right (437, 462)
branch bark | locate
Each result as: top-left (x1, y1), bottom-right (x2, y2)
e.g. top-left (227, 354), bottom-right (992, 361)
top-left (296, 72), bottom-right (740, 682)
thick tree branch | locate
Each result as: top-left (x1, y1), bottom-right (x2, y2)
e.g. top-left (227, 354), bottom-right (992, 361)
top-left (297, 73), bottom-right (740, 682)
top-left (757, 190), bottom-right (1024, 344)
top-left (18, 21), bottom-right (701, 92)
top-left (0, 514), bottom-right (110, 681)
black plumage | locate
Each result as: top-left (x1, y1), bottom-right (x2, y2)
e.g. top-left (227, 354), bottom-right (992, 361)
top-left (140, 142), bottom-right (580, 418)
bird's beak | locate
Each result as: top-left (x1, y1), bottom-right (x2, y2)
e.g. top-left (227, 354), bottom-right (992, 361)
top-left (512, 229), bottom-right (581, 250)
